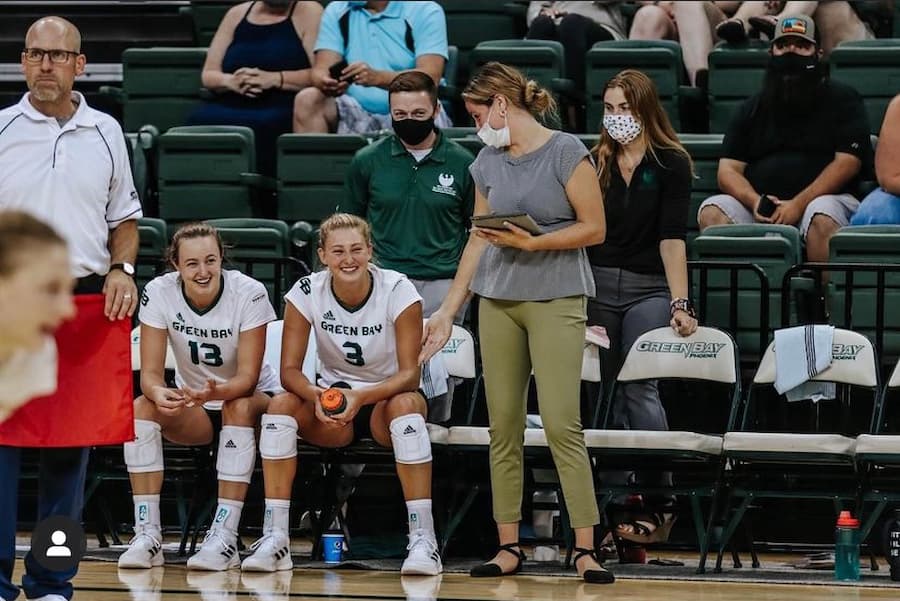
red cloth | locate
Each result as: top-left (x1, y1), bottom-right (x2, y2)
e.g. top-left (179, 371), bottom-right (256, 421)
top-left (0, 294), bottom-right (134, 447)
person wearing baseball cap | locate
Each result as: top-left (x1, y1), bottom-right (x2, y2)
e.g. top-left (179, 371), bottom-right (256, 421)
top-left (698, 13), bottom-right (872, 265)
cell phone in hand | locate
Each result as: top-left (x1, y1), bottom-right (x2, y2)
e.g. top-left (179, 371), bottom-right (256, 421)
top-left (757, 194), bottom-right (777, 218)
top-left (329, 60), bottom-right (348, 81)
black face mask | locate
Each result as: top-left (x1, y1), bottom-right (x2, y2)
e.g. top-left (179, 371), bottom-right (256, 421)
top-left (769, 51), bottom-right (819, 76)
top-left (762, 51), bottom-right (824, 114)
top-left (392, 116), bottom-right (435, 146)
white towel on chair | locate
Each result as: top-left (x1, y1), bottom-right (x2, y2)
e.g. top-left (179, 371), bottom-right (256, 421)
top-left (774, 325), bottom-right (836, 401)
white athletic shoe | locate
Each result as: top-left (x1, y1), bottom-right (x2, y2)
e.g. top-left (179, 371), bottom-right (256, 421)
top-left (186, 527), bottom-right (240, 571)
top-left (400, 529), bottom-right (442, 576)
top-left (241, 531), bottom-right (293, 572)
top-left (117, 527), bottom-right (164, 569)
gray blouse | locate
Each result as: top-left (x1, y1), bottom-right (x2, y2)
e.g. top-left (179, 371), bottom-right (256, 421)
top-left (469, 131), bottom-right (596, 301)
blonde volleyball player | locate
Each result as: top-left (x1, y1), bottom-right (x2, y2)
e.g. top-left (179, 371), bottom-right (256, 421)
top-left (119, 223), bottom-right (280, 571)
top-left (0, 211), bottom-right (75, 421)
top-left (241, 213), bottom-right (441, 575)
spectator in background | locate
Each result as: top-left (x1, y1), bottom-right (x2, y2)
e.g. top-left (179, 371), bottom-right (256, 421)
top-left (630, 1), bottom-right (741, 88)
top-left (850, 94), bottom-right (900, 225)
top-left (293, 1), bottom-right (452, 135)
top-left (716, 1), bottom-right (889, 55)
top-left (697, 15), bottom-right (871, 262)
top-left (189, 0), bottom-right (322, 175)
top-left (343, 70), bottom-right (474, 422)
top-left (588, 69), bottom-right (697, 546)
top-left (420, 62), bottom-right (613, 584)
top-left (526, 2), bottom-right (628, 91)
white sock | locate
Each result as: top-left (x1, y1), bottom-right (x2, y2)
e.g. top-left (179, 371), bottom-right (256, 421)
top-left (134, 494), bottom-right (161, 533)
top-left (264, 498), bottom-right (291, 534)
top-left (406, 499), bottom-right (435, 539)
top-left (212, 498), bottom-right (244, 535)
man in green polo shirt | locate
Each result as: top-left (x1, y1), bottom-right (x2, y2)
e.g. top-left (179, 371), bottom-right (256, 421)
top-left (343, 70), bottom-right (474, 318)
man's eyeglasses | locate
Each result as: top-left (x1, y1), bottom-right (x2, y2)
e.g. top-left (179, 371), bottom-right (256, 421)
top-left (23, 48), bottom-right (79, 64)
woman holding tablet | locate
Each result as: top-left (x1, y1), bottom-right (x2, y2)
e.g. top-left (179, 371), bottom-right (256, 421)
top-left (589, 69), bottom-right (697, 547)
top-left (119, 222), bottom-right (280, 571)
top-left (420, 62), bottom-right (612, 584)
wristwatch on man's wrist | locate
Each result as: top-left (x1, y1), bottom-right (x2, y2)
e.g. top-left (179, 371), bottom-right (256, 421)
top-left (670, 297), bottom-right (696, 318)
top-left (110, 262), bottom-right (135, 276)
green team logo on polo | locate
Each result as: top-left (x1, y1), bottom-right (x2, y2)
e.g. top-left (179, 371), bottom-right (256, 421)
top-left (832, 344), bottom-right (865, 360)
top-left (636, 340), bottom-right (727, 359)
top-left (432, 173), bottom-right (457, 196)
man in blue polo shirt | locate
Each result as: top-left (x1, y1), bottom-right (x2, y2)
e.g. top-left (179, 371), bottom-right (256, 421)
top-left (293, 0), bottom-right (452, 134)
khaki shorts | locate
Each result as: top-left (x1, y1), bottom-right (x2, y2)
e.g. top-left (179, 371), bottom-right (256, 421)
top-left (698, 193), bottom-right (859, 238)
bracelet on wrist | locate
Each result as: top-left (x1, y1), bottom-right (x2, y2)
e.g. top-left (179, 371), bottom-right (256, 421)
top-left (670, 297), bottom-right (696, 318)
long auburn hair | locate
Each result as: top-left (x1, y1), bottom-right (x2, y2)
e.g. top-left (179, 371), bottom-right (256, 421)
top-left (593, 69), bottom-right (693, 191)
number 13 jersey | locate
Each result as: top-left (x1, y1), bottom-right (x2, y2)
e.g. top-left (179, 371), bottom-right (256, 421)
top-left (139, 270), bottom-right (280, 405)
top-left (285, 265), bottom-right (422, 389)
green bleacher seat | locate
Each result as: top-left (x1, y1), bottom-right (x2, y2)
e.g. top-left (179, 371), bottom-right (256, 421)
top-left (441, 127), bottom-right (478, 138)
top-left (206, 218), bottom-right (294, 311)
top-left (585, 40), bottom-right (683, 133)
top-left (708, 41), bottom-right (769, 133)
top-left (184, 2), bottom-right (232, 46)
top-left (830, 40), bottom-right (900, 135)
top-left (469, 40), bottom-right (574, 112)
top-left (895, 0), bottom-right (900, 37)
top-left (828, 226), bottom-right (900, 364)
top-left (137, 217), bottom-right (168, 294)
top-left (691, 224), bottom-right (802, 362)
top-left (102, 47), bottom-right (207, 133)
top-left (439, 0), bottom-right (526, 80)
top-left (158, 125), bottom-right (273, 223)
top-left (453, 136), bottom-right (485, 156)
top-left (678, 134), bottom-right (724, 243)
top-left (276, 134), bottom-right (369, 225)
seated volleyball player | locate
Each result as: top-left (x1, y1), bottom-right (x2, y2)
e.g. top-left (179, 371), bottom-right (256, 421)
top-left (119, 223), bottom-right (280, 571)
top-left (241, 213), bottom-right (441, 575)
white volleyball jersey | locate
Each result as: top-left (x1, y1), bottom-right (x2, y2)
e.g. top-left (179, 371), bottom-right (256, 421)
top-left (139, 270), bottom-right (279, 405)
top-left (285, 266), bottom-right (422, 389)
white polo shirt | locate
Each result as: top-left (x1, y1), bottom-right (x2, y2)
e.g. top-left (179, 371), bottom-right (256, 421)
top-left (0, 92), bottom-right (142, 278)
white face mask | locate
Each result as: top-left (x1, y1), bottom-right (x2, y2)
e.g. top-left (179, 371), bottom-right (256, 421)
top-left (476, 103), bottom-right (510, 148)
top-left (603, 113), bottom-right (642, 145)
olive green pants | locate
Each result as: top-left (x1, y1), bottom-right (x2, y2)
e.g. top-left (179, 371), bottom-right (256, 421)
top-left (479, 296), bottom-right (599, 528)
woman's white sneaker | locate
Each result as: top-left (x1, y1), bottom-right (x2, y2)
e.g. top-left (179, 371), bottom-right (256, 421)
top-left (117, 527), bottom-right (164, 569)
top-left (400, 529), bottom-right (442, 576)
top-left (241, 531), bottom-right (293, 572)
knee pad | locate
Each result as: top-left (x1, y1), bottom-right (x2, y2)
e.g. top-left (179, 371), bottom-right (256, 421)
top-left (216, 425), bottom-right (256, 484)
top-left (259, 414), bottom-right (298, 460)
top-left (124, 419), bottom-right (163, 474)
top-left (389, 414), bottom-right (431, 465)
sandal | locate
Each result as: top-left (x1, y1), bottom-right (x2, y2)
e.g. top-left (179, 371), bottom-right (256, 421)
top-left (615, 510), bottom-right (677, 544)
top-left (469, 542), bottom-right (525, 577)
top-left (715, 18), bottom-right (748, 44)
top-left (574, 547), bottom-right (615, 584)
top-left (749, 15), bottom-right (778, 39)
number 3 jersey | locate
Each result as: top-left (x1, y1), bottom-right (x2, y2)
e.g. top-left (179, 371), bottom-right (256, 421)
top-left (139, 270), bottom-right (280, 405)
top-left (285, 265), bottom-right (422, 389)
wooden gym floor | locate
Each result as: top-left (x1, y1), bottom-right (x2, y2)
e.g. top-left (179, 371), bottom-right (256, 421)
top-left (8, 558), bottom-right (899, 601)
